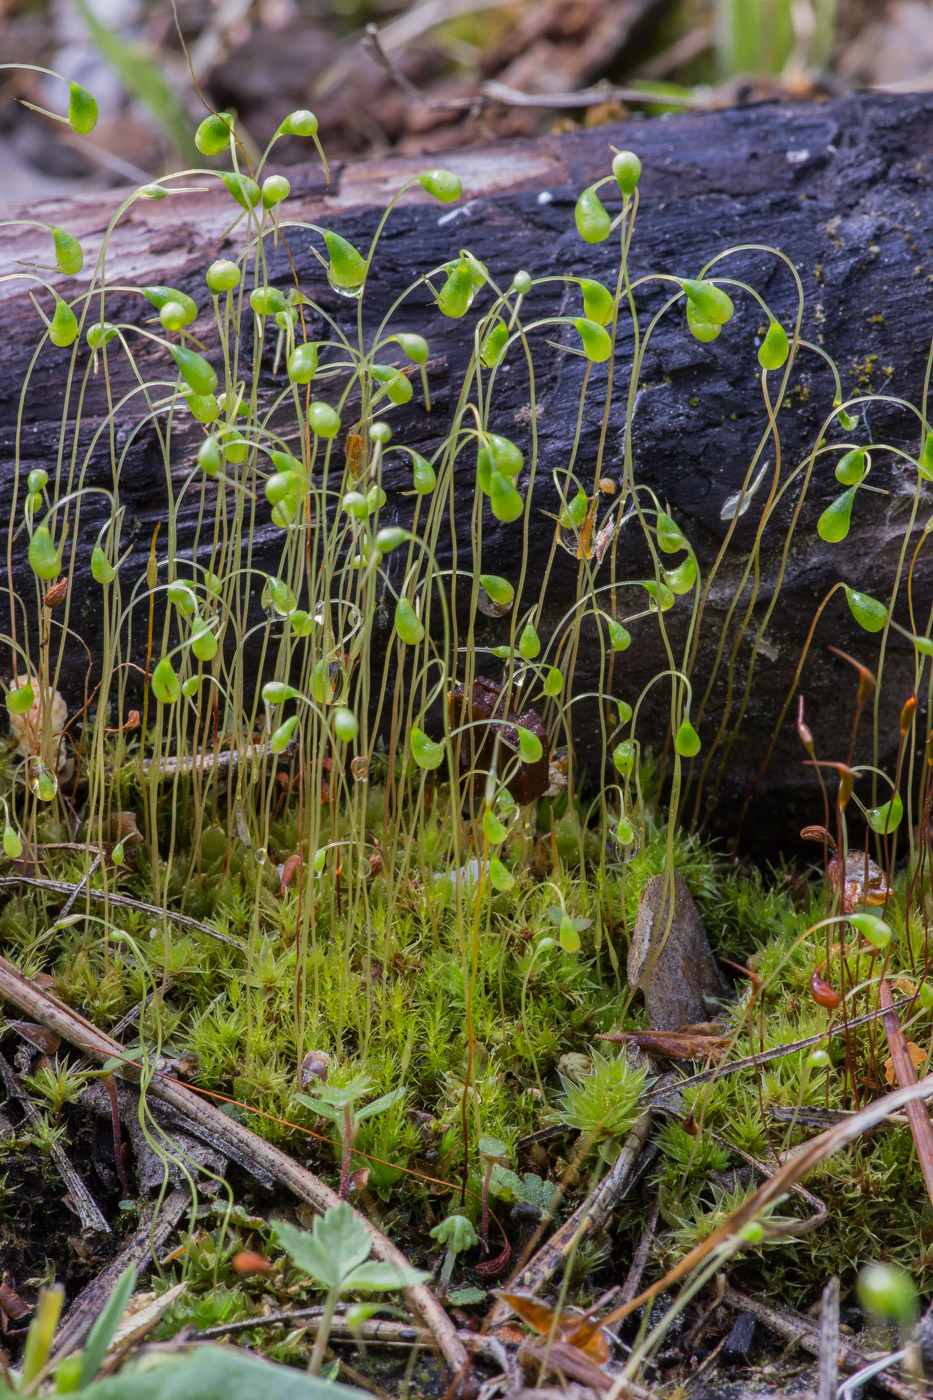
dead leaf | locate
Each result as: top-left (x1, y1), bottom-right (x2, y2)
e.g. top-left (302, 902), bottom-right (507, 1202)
top-left (884, 1041), bottom-right (928, 1084)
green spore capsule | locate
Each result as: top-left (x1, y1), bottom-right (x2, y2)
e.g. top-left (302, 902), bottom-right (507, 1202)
top-left (615, 815), bottom-right (635, 847)
top-left (656, 511), bottom-right (686, 553)
top-left (195, 111), bottom-right (234, 156)
top-left (308, 402), bottom-right (340, 438)
top-left (28, 525), bottom-right (62, 579)
top-left (846, 588), bottom-right (888, 633)
top-left (372, 365), bottom-right (413, 405)
top-left (512, 270), bottom-right (532, 295)
top-left (686, 301), bottom-right (720, 342)
top-left (559, 489), bottom-right (588, 529)
top-left (519, 622), bottom-right (540, 659)
top-left (27, 469), bottom-right (47, 494)
top-left (849, 913), bottom-right (893, 949)
top-left (270, 715), bottom-right (299, 753)
top-left (437, 259), bottom-right (475, 318)
top-left (222, 172), bottom-right (261, 209)
top-left (573, 317), bottom-right (612, 362)
top-left (288, 342), bottom-right (318, 384)
top-left (920, 433), bottom-right (933, 481)
top-left (664, 555), bottom-right (697, 594)
top-left (489, 858), bottom-right (515, 892)
top-left (419, 169), bottom-right (462, 202)
top-left (411, 725), bottom-right (445, 770)
top-left (249, 286), bottom-right (288, 317)
top-left (190, 624), bottom-right (218, 661)
top-left (206, 259), bottom-right (242, 293)
top-left (6, 681), bottom-right (34, 715)
top-left (48, 297), bottom-right (78, 347)
top-left (518, 727), bottom-right (543, 762)
top-left (543, 667), bottom-right (563, 696)
top-left (342, 491), bottom-right (368, 519)
top-left (143, 285), bottom-right (198, 325)
top-left (580, 279), bottom-right (614, 326)
top-left (609, 620), bottom-right (631, 651)
top-left (370, 422), bottom-right (392, 445)
top-left (611, 149), bottom-right (641, 196)
top-left (574, 186), bottom-right (611, 243)
top-left (262, 175), bottom-right (290, 208)
top-left (613, 740), bottom-right (635, 776)
top-left (680, 278), bottom-right (734, 325)
top-left (867, 794), bottom-right (903, 833)
top-left (86, 321), bottom-right (116, 350)
top-left (280, 109), bottom-right (318, 136)
top-left (334, 707), bottom-right (359, 742)
top-left (265, 471), bottom-right (301, 505)
top-left (262, 681), bottom-right (302, 705)
top-left (411, 453), bottom-right (436, 494)
top-left (396, 333), bottom-right (429, 364)
top-left (674, 719), bottom-right (701, 757)
top-left (51, 227), bottom-right (83, 275)
top-left (171, 345), bottom-right (218, 396)
top-left (3, 822), bottom-right (23, 860)
top-left (758, 319), bottom-right (789, 370)
top-left (480, 575), bottom-right (514, 607)
top-left (817, 490), bottom-right (855, 543)
top-left (67, 82), bottom-right (98, 134)
top-left (159, 300), bottom-right (188, 331)
top-left (857, 1265), bottom-right (916, 1324)
top-left (322, 230), bottom-right (368, 295)
top-left (480, 319), bottom-right (508, 367)
top-left (197, 436), bottom-right (222, 476)
top-left (138, 184), bottom-right (167, 199)
top-left (151, 658), bottom-right (181, 704)
top-left (489, 470), bottom-right (523, 522)
top-left (91, 546), bottom-right (115, 584)
top-left (483, 434), bottom-right (523, 481)
top-left (31, 766), bottom-right (57, 802)
top-left (185, 392), bottom-right (219, 424)
top-left (395, 597), bottom-right (425, 645)
top-left (483, 809), bottom-right (508, 845)
top-left (835, 448), bottom-right (867, 486)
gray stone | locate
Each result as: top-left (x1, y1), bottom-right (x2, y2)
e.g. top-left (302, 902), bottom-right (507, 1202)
top-left (627, 872), bottom-right (729, 1031)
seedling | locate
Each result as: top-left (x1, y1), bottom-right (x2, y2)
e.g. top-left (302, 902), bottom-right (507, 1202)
top-left (297, 1073), bottom-right (405, 1199)
top-left (275, 1204), bottom-right (427, 1373)
top-left (429, 1212), bottom-right (479, 1298)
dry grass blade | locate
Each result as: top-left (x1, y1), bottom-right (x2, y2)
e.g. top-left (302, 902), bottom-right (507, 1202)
top-left (588, 1069), bottom-right (933, 1337)
top-left (879, 978), bottom-right (933, 1207)
top-left (0, 956), bottom-right (468, 1383)
top-left (817, 1277), bottom-right (840, 1400)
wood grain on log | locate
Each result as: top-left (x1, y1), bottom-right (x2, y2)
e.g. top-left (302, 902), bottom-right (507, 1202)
top-left (2, 92), bottom-right (932, 854)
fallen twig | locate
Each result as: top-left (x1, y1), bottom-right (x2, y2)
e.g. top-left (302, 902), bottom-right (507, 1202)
top-left (0, 876), bottom-right (242, 949)
top-left (720, 1285), bottom-right (916, 1400)
top-left (0, 1049), bottom-right (109, 1234)
top-left (488, 1111), bottom-right (655, 1329)
top-left (52, 1188), bottom-right (190, 1360)
top-left (0, 957), bottom-right (468, 1383)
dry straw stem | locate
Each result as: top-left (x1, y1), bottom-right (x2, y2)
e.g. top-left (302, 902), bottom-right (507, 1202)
top-left (0, 956), bottom-right (468, 1382)
top-left (591, 1069), bottom-right (933, 1337)
top-left (878, 977), bottom-right (933, 1208)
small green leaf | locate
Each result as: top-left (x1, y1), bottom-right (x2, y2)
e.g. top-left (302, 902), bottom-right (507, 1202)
top-left (275, 1207), bottom-right (369, 1293)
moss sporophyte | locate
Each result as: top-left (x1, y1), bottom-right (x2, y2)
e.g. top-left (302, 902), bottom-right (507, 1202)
top-left (3, 65), bottom-right (933, 1374)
